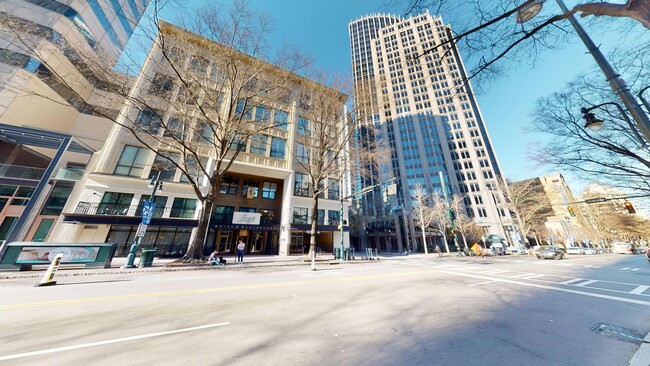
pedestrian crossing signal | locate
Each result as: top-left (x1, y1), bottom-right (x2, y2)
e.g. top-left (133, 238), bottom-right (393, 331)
top-left (567, 206), bottom-right (576, 217)
top-left (624, 201), bottom-right (636, 214)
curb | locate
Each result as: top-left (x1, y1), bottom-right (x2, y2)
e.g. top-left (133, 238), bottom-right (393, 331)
top-left (629, 333), bottom-right (650, 366)
top-left (0, 259), bottom-right (378, 280)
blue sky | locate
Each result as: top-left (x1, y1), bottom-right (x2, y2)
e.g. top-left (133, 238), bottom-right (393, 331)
top-left (145, 0), bottom-right (643, 193)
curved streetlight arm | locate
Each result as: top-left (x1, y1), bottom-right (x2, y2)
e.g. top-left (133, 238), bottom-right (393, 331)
top-left (639, 85), bottom-right (650, 115)
top-left (583, 102), bottom-right (646, 147)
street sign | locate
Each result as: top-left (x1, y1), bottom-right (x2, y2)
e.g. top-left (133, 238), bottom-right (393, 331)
top-left (136, 223), bottom-right (148, 238)
top-left (584, 197), bottom-right (607, 204)
top-left (141, 201), bottom-right (156, 225)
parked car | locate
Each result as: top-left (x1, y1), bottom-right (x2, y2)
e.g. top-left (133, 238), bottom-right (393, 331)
top-left (536, 246), bottom-right (565, 260)
top-left (582, 247), bottom-right (597, 255)
top-left (612, 242), bottom-right (635, 254)
top-left (566, 247), bottom-right (584, 255)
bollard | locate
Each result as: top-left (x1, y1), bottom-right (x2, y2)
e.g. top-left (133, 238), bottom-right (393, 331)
top-left (35, 253), bottom-right (63, 287)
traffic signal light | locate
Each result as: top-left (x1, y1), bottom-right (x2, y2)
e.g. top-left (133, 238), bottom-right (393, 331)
top-left (567, 206), bottom-right (576, 217)
top-left (624, 201), bottom-right (636, 214)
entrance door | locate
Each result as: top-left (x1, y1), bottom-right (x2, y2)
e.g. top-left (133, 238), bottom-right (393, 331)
top-left (217, 231), bottom-right (233, 253)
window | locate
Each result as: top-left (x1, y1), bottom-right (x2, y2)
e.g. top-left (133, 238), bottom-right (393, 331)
top-left (270, 137), bottom-right (286, 159)
top-left (293, 207), bottom-right (308, 224)
top-left (149, 152), bottom-right (179, 181)
top-left (260, 209), bottom-right (275, 224)
top-left (193, 120), bottom-right (213, 144)
top-left (294, 173), bottom-right (310, 197)
top-left (41, 181), bottom-right (74, 215)
top-left (115, 145), bottom-right (148, 177)
top-left (0, 185), bottom-right (16, 196)
top-left (242, 180), bottom-right (258, 198)
top-left (297, 117), bottom-right (310, 136)
top-left (163, 117), bottom-right (185, 139)
top-left (254, 105), bottom-right (270, 123)
top-left (229, 135), bottom-right (247, 151)
top-left (262, 182), bottom-right (277, 199)
top-left (317, 209), bottom-right (325, 225)
top-left (170, 198), bottom-right (197, 218)
top-left (250, 134), bottom-right (268, 156)
top-left (135, 108), bottom-right (162, 134)
top-left (0, 217), bottom-right (17, 241)
top-left (31, 218), bottom-right (54, 242)
top-left (213, 205), bottom-right (235, 223)
top-left (220, 176), bottom-right (240, 195)
top-left (98, 192), bottom-right (134, 215)
top-left (327, 179), bottom-right (340, 200)
top-left (274, 110), bottom-right (288, 130)
top-left (149, 73), bottom-right (174, 98)
top-left (295, 143), bottom-right (309, 164)
top-left (328, 210), bottom-right (341, 225)
top-left (236, 99), bottom-right (252, 120)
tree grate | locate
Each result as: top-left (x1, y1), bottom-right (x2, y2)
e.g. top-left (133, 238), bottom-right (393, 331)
top-left (591, 323), bottom-right (644, 344)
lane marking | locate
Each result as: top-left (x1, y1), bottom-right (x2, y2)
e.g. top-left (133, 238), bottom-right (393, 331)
top-left (468, 280), bottom-right (495, 287)
top-left (622, 267), bottom-right (631, 271)
top-left (560, 278), bottom-right (583, 285)
top-left (0, 270), bottom-right (437, 311)
top-left (0, 322), bottom-right (229, 361)
top-left (440, 270), bottom-right (650, 306)
top-left (520, 274), bottom-right (545, 279)
top-left (512, 273), bottom-right (537, 278)
top-left (631, 268), bottom-right (640, 272)
top-left (630, 285), bottom-right (650, 295)
top-left (575, 280), bottom-right (598, 287)
top-left (481, 270), bottom-right (510, 274)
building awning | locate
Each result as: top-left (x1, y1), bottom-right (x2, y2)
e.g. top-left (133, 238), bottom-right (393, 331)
top-left (0, 124), bottom-right (95, 155)
top-left (62, 214), bottom-right (199, 227)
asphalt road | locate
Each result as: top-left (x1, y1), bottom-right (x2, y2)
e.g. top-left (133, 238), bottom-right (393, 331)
top-left (1, 253), bottom-right (649, 365)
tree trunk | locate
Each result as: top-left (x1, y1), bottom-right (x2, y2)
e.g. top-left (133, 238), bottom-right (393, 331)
top-left (309, 196), bottom-right (320, 270)
top-left (183, 193), bottom-right (214, 261)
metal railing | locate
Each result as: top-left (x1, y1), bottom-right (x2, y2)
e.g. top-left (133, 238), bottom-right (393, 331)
top-left (73, 202), bottom-right (196, 218)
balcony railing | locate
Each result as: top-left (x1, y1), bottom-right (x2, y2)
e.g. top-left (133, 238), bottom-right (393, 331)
top-left (0, 163), bottom-right (45, 180)
top-left (73, 202), bottom-right (196, 218)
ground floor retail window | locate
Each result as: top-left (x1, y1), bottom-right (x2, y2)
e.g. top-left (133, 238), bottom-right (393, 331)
top-left (204, 229), bottom-right (279, 256)
top-left (107, 225), bottom-right (191, 257)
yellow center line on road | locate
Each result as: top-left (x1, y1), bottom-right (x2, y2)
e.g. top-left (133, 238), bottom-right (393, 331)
top-left (0, 269), bottom-right (436, 311)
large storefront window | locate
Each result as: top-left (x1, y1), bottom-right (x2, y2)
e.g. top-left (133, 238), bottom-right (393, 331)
top-left (108, 225), bottom-right (191, 257)
top-left (213, 206), bottom-right (235, 223)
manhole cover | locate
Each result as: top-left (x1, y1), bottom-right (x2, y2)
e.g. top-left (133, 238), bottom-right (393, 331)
top-left (591, 323), bottom-right (644, 344)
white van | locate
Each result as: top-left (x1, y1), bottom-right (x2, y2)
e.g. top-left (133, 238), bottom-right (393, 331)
top-left (612, 242), bottom-right (634, 254)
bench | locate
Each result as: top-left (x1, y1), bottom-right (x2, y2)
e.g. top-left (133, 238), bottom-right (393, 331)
top-left (0, 242), bottom-right (117, 271)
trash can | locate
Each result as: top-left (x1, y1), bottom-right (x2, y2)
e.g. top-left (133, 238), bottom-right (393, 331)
top-left (139, 249), bottom-right (156, 268)
top-left (334, 247), bottom-right (341, 259)
top-left (343, 248), bottom-right (350, 260)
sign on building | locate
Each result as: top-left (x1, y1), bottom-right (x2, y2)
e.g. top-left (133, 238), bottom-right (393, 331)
top-left (232, 212), bottom-right (261, 225)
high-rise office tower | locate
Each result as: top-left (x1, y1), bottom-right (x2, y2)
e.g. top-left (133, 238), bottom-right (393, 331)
top-left (349, 11), bottom-right (517, 252)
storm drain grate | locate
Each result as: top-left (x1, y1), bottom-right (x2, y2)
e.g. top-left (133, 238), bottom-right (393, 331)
top-left (591, 323), bottom-right (644, 344)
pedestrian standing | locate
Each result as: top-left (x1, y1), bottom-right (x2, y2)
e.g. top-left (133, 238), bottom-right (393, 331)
top-left (236, 239), bottom-right (245, 264)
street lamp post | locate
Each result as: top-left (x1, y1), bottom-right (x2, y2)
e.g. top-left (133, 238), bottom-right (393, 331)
top-left (581, 102), bottom-right (647, 147)
top-left (122, 172), bottom-right (163, 268)
top-left (518, 0), bottom-right (650, 143)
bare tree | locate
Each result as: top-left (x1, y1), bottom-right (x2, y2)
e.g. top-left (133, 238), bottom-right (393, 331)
top-left (500, 178), bottom-right (555, 244)
top-left (430, 191), bottom-right (451, 254)
top-left (411, 184), bottom-right (435, 254)
top-left (387, 1), bottom-right (649, 89)
top-left (529, 71), bottom-right (650, 197)
top-left (290, 73), bottom-right (352, 269)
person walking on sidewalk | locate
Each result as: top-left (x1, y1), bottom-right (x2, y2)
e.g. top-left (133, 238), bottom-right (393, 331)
top-left (236, 239), bottom-right (246, 264)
